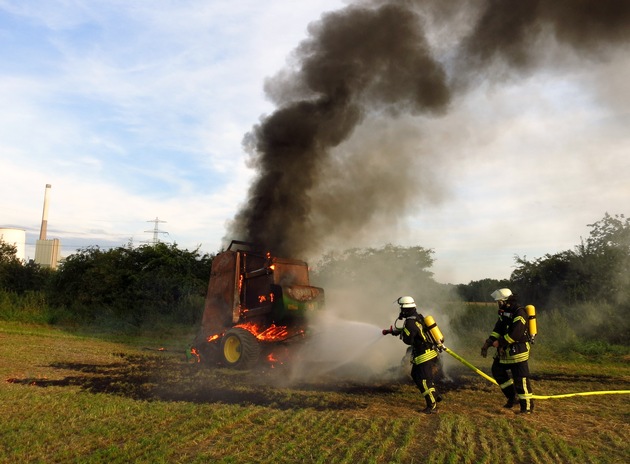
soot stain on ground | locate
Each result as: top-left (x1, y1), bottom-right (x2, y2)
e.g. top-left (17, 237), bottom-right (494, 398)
top-left (9, 353), bottom-right (620, 409)
top-left (6, 353), bottom-right (375, 410)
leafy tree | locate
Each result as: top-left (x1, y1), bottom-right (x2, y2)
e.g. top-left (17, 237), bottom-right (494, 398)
top-left (310, 244), bottom-right (447, 325)
top-left (456, 278), bottom-right (511, 302)
top-left (0, 240), bottom-right (18, 264)
top-left (584, 213), bottom-right (630, 253)
top-left (578, 213), bottom-right (630, 305)
top-left (0, 240), bottom-right (19, 292)
top-left (0, 240), bottom-right (52, 293)
top-left (312, 244), bottom-right (435, 289)
top-left (511, 213), bottom-right (630, 308)
top-left (49, 243), bottom-right (214, 325)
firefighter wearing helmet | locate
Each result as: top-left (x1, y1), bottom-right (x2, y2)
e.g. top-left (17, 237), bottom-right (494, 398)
top-left (382, 296), bottom-right (442, 414)
top-left (481, 288), bottom-right (534, 414)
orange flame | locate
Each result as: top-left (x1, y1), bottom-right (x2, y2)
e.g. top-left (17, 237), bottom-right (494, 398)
top-left (267, 352), bottom-right (279, 368)
top-left (190, 347), bottom-right (200, 363)
top-left (235, 322), bottom-right (289, 341)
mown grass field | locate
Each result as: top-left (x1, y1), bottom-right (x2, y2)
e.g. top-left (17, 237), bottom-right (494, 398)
top-left (1, 321), bottom-right (629, 464)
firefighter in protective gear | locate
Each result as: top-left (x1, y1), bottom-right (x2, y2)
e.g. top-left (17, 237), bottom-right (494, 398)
top-left (383, 296), bottom-right (442, 414)
top-left (481, 288), bottom-right (534, 414)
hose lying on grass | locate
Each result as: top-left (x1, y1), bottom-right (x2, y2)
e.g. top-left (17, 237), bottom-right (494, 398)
top-left (442, 346), bottom-right (630, 399)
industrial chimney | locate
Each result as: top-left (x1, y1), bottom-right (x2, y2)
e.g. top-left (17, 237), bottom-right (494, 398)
top-left (39, 183), bottom-right (51, 240)
top-left (34, 183), bottom-right (61, 269)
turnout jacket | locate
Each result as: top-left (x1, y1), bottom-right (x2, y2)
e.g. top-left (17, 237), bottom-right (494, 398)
top-left (487, 306), bottom-right (530, 364)
top-left (394, 315), bottom-right (438, 365)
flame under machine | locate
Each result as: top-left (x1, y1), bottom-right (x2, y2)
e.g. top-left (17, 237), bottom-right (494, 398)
top-left (191, 240), bottom-right (325, 369)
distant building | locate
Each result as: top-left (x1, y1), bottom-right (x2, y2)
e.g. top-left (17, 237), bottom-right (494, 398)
top-left (0, 228), bottom-right (26, 262)
top-left (35, 238), bottom-right (61, 269)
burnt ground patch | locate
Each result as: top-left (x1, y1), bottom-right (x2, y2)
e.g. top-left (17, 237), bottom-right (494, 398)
top-left (6, 352), bottom-right (630, 414)
top-left (5, 353), bottom-right (376, 410)
top-left (10, 352), bottom-right (624, 410)
top-left (4, 351), bottom-right (505, 410)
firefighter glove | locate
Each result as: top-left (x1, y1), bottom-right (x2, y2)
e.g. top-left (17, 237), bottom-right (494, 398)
top-left (481, 341), bottom-right (490, 358)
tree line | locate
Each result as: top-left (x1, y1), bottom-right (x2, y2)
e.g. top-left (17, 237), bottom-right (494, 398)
top-left (1, 213), bottom-right (628, 337)
top-left (457, 213), bottom-right (630, 307)
top-left (0, 241), bottom-right (214, 326)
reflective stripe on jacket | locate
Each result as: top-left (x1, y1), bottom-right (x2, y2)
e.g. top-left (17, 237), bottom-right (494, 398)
top-left (488, 306), bottom-right (530, 364)
top-left (401, 316), bottom-right (438, 365)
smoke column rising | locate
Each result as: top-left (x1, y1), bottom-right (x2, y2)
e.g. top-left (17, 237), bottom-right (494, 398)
top-left (227, 1), bottom-right (450, 257)
top-left (227, 0), bottom-right (630, 259)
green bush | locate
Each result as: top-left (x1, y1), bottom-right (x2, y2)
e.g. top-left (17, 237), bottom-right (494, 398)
top-left (0, 290), bottom-right (57, 324)
top-left (48, 243), bottom-right (213, 327)
top-left (449, 302), bottom-right (501, 341)
top-left (572, 340), bottom-right (628, 357)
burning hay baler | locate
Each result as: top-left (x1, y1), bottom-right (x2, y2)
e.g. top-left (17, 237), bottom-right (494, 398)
top-left (191, 240), bottom-right (324, 369)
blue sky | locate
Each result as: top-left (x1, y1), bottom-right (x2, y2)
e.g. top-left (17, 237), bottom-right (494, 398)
top-left (1, 0), bottom-right (629, 284)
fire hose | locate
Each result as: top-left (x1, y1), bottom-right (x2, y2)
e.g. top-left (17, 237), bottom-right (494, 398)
top-left (442, 345), bottom-right (630, 399)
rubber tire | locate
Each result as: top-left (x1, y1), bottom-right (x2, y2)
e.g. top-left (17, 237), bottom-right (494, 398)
top-left (191, 331), bottom-right (220, 365)
top-left (220, 327), bottom-right (261, 370)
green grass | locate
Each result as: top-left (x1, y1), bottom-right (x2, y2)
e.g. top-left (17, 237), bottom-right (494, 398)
top-left (1, 321), bottom-right (629, 463)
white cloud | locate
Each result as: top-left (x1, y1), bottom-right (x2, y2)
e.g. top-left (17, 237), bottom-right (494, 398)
top-left (0, 0), bottom-right (627, 284)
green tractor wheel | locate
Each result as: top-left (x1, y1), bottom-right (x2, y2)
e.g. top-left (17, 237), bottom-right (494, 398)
top-left (220, 327), bottom-right (261, 369)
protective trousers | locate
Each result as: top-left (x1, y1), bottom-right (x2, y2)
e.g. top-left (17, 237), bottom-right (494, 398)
top-left (491, 357), bottom-right (534, 412)
top-left (411, 359), bottom-right (440, 408)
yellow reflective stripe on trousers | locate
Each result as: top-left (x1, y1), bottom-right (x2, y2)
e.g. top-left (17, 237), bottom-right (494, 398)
top-left (422, 382), bottom-right (437, 403)
top-left (518, 377), bottom-right (533, 411)
top-left (500, 379), bottom-right (514, 389)
top-left (413, 349), bottom-right (438, 364)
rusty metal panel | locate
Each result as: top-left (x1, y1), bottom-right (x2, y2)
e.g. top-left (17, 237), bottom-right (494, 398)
top-left (201, 251), bottom-right (238, 335)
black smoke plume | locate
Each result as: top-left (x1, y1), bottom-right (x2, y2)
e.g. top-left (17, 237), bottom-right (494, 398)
top-left (226, 0), bottom-right (630, 259)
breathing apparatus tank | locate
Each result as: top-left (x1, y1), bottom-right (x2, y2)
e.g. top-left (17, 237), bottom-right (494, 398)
top-left (423, 315), bottom-right (444, 349)
top-left (525, 304), bottom-right (537, 343)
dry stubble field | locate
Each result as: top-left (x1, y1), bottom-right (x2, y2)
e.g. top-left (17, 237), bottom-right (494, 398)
top-left (1, 321), bottom-right (629, 464)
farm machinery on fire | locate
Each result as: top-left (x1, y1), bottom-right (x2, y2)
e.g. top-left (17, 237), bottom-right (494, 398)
top-left (191, 240), bottom-right (325, 369)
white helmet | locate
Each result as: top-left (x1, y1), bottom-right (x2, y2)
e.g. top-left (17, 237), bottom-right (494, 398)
top-left (397, 296), bottom-right (416, 309)
top-left (491, 288), bottom-right (512, 301)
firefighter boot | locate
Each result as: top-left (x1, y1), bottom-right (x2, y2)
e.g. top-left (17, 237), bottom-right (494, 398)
top-left (503, 397), bottom-right (517, 409)
top-left (501, 384), bottom-right (517, 409)
top-left (518, 399), bottom-right (534, 414)
top-left (422, 397), bottom-right (438, 414)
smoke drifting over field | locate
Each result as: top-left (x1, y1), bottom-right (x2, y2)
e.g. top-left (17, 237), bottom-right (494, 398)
top-left (226, 0), bottom-right (630, 260)
top-left (223, 1), bottom-right (630, 383)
